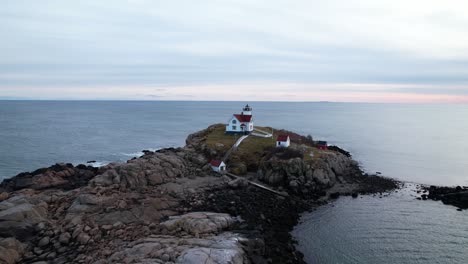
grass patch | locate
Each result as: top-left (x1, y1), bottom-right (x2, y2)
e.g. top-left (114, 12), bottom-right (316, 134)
top-left (201, 124), bottom-right (337, 170)
top-left (204, 124), bottom-right (238, 152)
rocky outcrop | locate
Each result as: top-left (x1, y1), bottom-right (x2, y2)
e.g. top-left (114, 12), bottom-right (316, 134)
top-left (0, 163), bottom-right (98, 192)
top-left (0, 195), bottom-right (48, 239)
top-left (90, 149), bottom-right (208, 190)
top-left (160, 212), bottom-right (236, 235)
top-left (0, 124), bottom-right (398, 264)
top-left (258, 151), bottom-right (356, 194)
top-left (424, 185), bottom-right (468, 209)
top-left (108, 233), bottom-right (247, 264)
top-left (106, 212), bottom-right (245, 263)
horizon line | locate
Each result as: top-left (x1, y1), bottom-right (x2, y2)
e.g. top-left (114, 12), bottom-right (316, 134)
top-left (1, 98), bottom-right (467, 105)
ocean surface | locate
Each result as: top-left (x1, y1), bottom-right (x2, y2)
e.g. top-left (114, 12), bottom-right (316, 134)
top-left (1, 101), bottom-right (468, 263)
top-left (1, 101), bottom-right (467, 185)
top-left (293, 184), bottom-right (468, 264)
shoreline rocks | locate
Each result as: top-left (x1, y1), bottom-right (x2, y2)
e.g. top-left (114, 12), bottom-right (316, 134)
top-left (0, 125), bottom-right (399, 263)
top-left (422, 185), bottom-right (468, 209)
top-left (0, 163), bottom-right (98, 192)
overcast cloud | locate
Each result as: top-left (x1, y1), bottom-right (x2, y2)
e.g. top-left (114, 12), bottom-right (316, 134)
top-left (1, 0), bottom-right (468, 102)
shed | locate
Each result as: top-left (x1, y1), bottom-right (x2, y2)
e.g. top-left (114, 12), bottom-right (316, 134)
top-left (210, 160), bottom-right (226, 173)
top-left (276, 135), bottom-right (290, 147)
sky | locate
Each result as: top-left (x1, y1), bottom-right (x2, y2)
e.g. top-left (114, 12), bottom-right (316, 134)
top-left (1, 0), bottom-right (468, 103)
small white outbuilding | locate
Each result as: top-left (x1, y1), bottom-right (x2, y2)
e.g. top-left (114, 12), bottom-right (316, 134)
top-left (276, 135), bottom-right (290, 147)
top-left (210, 160), bottom-right (226, 173)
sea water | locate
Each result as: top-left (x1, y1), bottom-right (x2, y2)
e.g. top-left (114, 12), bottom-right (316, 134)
top-left (1, 101), bottom-right (467, 185)
top-left (292, 184), bottom-right (468, 264)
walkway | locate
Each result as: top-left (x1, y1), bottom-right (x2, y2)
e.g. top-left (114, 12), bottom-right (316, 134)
top-left (226, 172), bottom-right (288, 197)
top-left (219, 130), bottom-right (288, 198)
top-left (252, 128), bottom-right (272, 138)
top-left (222, 135), bottom-right (249, 162)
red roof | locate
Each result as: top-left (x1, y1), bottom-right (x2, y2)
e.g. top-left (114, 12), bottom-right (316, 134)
top-left (233, 114), bottom-right (252, 122)
top-left (277, 135), bottom-right (289, 142)
top-left (210, 160), bottom-right (223, 167)
top-left (317, 141), bottom-right (327, 146)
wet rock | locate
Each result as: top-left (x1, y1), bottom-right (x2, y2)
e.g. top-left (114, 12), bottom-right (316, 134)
top-left (426, 186), bottom-right (468, 209)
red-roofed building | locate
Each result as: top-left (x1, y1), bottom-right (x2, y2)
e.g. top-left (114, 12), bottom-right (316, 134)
top-left (210, 160), bottom-right (226, 173)
top-left (276, 135), bottom-right (290, 147)
top-left (317, 141), bottom-right (328, 150)
top-left (226, 104), bottom-right (254, 134)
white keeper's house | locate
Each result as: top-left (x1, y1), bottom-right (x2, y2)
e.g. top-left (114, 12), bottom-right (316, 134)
top-left (226, 104), bottom-right (254, 134)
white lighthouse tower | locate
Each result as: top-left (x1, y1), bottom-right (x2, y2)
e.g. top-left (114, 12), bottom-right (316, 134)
top-left (226, 104), bottom-right (254, 134)
top-left (241, 104), bottom-right (252, 115)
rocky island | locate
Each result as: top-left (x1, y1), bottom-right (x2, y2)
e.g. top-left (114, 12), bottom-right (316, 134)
top-left (0, 124), bottom-right (398, 264)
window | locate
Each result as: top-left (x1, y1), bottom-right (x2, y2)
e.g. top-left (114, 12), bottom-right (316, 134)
top-left (232, 120), bottom-right (237, 124)
top-left (232, 126), bottom-right (237, 130)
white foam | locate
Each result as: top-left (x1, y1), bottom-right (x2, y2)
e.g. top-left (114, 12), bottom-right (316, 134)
top-left (74, 161), bottom-right (110, 168)
top-left (121, 148), bottom-right (161, 158)
top-left (121, 152), bottom-right (145, 157)
top-left (86, 161), bottom-right (110, 168)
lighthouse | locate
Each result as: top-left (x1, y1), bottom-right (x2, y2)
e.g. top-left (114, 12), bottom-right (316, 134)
top-left (241, 104), bottom-right (252, 115)
top-left (226, 104), bottom-right (254, 134)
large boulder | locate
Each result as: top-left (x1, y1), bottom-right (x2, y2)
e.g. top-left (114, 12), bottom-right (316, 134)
top-left (91, 152), bottom-right (187, 189)
top-left (160, 212), bottom-right (236, 235)
top-left (177, 247), bottom-right (244, 264)
top-left (258, 151), bottom-right (354, 190)
top-left (108, 232), bottom-right (247, 264)
top-left (0, 196), bottom-right (47, 240)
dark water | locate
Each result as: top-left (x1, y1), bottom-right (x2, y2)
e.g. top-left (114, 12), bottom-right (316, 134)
top-left (293, 184), bottom-right (468, 264)
top-left (1, 100), bottom-right (468, 263)
top-left (1, 101), bottom-right (467, 185)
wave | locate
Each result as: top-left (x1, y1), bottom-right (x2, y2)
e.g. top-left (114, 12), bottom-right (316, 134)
top-left (121, 148), bottom-right (161, 158)
top-left (85, 161), bottom-right (110, 168)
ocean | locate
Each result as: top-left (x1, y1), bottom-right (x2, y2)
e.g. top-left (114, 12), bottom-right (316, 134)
top-left (292, 184), bottom-right (468, 264)
top-left (1, 100), bottom-right (467, 263)
top-left (1, 101), bottom-right (467, 185)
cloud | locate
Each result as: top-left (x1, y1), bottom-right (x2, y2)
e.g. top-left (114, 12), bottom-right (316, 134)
top-left (1, 0), bottom-right (468, 102)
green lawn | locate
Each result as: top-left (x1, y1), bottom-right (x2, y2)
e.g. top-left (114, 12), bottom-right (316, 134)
top-left (204, 124), bottom-right (239, 152)
top-left (203, 124), bottom-right (332, 165)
